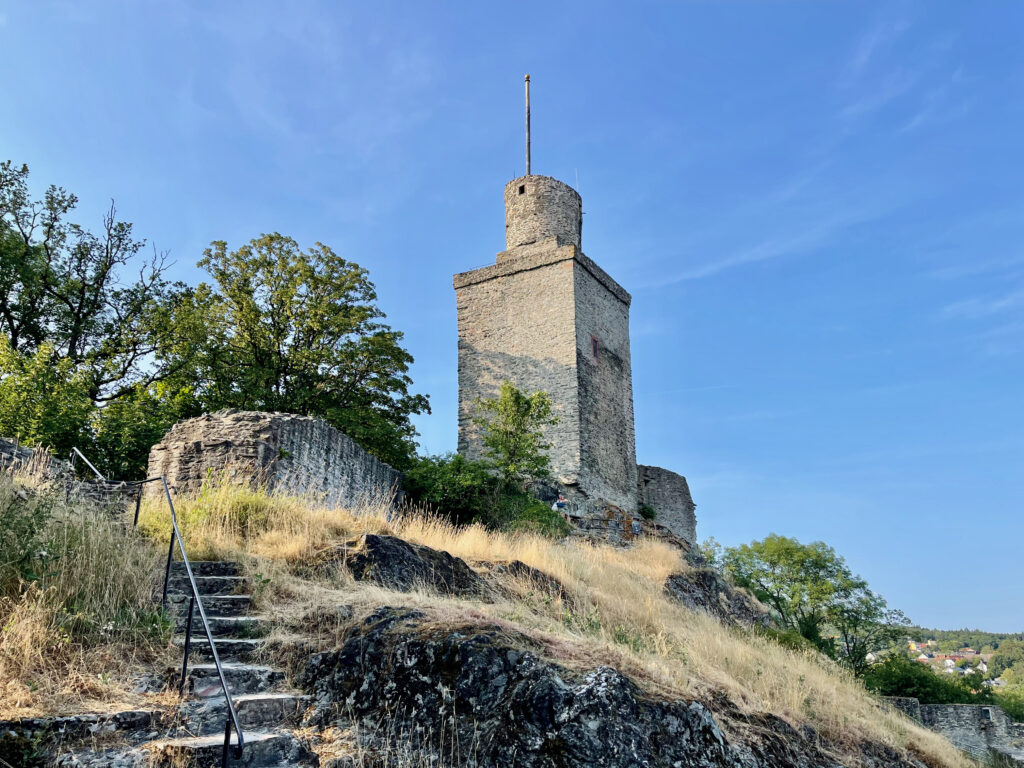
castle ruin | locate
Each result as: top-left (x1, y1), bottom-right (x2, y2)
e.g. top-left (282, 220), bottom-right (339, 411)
top-left (453, 76), bottom-right (696, 546)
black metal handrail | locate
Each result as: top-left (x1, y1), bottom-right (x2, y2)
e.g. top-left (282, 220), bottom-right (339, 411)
top-left (69, 450), bottom-right (246, 766)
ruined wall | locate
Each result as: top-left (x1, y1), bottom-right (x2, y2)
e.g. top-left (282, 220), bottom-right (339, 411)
top-left (885, 697), bottom-right (922, 722)
top-left (887, 698), bottom-right (1024, 762)
top-left (0, 438), bottom-right (69, 479)
top-left (920, 703), bottom-right (1023, 760)
top-left (637, 465), bottom-right (697, 546)
top-left (574, 255), bottom-right (637, 512)
top-left (147, 410), bottom-right (402, 507)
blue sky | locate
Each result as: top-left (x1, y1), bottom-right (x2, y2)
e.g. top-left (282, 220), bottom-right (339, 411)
top-left (2, 1), bottom-right (1022, 631)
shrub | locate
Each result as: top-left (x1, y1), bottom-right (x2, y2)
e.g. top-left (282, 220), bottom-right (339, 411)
top-left (996, 687), bottom-right (1024, 722)
top-left (403, 453), bottom-right (501, 526)
top-left (863, 654), bottom-right (993, 705)
top-left (496, 494), bottom-right (572, 539)
top-left (403, 453), bottom-right (570, 538)
top-left (638, 503), bottom-right (657, 520)
top-left (0, 484), bottom-right (56, 595)
top-left (0, 475), bottom-right (168, 716)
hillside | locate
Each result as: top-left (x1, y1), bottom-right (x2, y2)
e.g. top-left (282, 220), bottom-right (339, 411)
top-left (0, 474), bottom-right (976, 767)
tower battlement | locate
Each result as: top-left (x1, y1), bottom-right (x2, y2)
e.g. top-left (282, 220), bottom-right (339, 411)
top-left (503, 174), bottom-right (582, 252)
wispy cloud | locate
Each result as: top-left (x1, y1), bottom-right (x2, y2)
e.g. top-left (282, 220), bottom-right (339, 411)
top-left (899, 67), bottom-right (971, 133)
top-left (973, 321), bottom-right (1024, 357)
top-left (653, 199), bottom-right (888, 285)
top-left (942, 288), bottom-right (1024, 319)
top-left (840, 69), bottom-right (920, 118)
top-left (841, 19), bottom-right (911, 85)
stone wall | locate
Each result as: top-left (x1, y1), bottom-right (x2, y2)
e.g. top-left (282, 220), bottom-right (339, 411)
top-left (147, 410), bottom-right (402, 508)
top-left (637, 465), bottom-right (697, 546)
top-left (920, 703), bottom-right (1024, 761)
top-left (0, 438), bottom-right (69, 479)
top-left (885, 697), bottom-right (1024, 763)
top-left (885, 696), bottom-right (922, 722)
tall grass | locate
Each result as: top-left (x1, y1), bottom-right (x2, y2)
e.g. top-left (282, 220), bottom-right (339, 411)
top-left (136, 482), bottom-right (975, 768)
top-left (0, 474), bottom-right (170, 717)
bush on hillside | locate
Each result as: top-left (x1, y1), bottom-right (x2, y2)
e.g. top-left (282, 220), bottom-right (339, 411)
top-left (996, 688), bottom-right (1024, 722)
top-left (403, 453), bottom-right (502, 526)
top-left (863, 654), bottom-right (994, 705)
top-left (0, 482), bottom-right (57, 594)
top-left (403, 453), bottom-right (570, 538)
top-left (491, 493), bottom-right (571, 538)
top-left (0, 475), bottom-right (168, 716)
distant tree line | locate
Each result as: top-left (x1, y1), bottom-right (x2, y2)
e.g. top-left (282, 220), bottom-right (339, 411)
top-left (0, 160), bottom-right (428, 477)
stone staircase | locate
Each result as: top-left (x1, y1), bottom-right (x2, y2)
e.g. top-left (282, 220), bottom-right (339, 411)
top-left (55, 560), bottom-right (316, 767)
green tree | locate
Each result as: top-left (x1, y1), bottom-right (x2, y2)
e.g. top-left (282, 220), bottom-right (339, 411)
top-left (832, 590), bottom-right (911, 677)
top-left (991, 639), bottom-right (1024, 678)
top-left (191, 234), bottom-right (429, 469)
top-left (0, 161), bottom-right (192, 403)
top-left (0, 340), bottom-right (93, 454)
top-left (0, 161), bottom-right (202, 475)
top-left (723, 534), bottom-right (909, 672)
top-left (723, 535), bottom-right (860, 647)
top-left (472, 380), bottom-right (558, 485)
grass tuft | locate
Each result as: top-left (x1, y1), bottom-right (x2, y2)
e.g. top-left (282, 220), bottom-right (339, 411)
top-left (0, 474), bottom-right (172, 718)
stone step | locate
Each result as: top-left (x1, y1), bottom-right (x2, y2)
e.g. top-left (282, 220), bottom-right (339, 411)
top-left (178, 693), bottom-right (309, 734)
top-left (168, 574), bottom-right (246, 596)
top-left (169, 560), bottom-right (240, 578)
top-left (186, 663), bottom-right (284, 698)
top-left (146, 730), bottom-right (305, 767)
top-left (175, 637), bottom-right (263, 663)
top-left (167, 593), bottom-right (253, 617)
top-left (175, 614), bottom-right (265, 638)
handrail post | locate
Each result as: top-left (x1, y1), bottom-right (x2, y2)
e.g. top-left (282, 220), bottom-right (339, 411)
top-left (68, 447), bottom-right (106, 481)
top-left (179, 595), bottom-right (195, 697)
top-left (162, 527), bottom-right (175, 610)
top-left (133, 486), bottom-right (143, 529)
top-left (222, 716), bottom-right (233, 767)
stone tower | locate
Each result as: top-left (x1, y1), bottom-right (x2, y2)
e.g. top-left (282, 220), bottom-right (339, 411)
top-left (453, 173), bottom-right (639, 516)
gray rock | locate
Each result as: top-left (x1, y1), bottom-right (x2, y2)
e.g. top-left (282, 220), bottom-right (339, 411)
top-left (339, 534), bottom-right (489, 598)
top-left (664, 569), bottom-right (772, 628)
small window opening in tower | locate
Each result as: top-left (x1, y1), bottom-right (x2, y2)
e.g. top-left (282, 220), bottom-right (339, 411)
top-left (518, 185), bottom-right (525, 194)
top-left (591, 335), bottom-right (600, 360)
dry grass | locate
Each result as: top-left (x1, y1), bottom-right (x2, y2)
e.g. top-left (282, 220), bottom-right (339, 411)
top-left (0, 473), bottom-right (174, 718)
top-left (134, 482), bottom-right (975, 768)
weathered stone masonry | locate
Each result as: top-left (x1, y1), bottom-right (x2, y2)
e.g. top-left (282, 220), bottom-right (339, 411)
top-left (147, 409), bottom-right (402, 508)
top-left (638, 465), bottom-right (697, 547)
top-left (455, 175), bottom-right (638, 515)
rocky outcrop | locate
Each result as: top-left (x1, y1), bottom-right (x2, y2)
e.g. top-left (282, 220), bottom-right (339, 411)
top-left (299, 608), bottom-right (928, 768)
top-left (340, 534), bottom-right (489, 598)
top-left (146, 409), bottom-right (402, 507)
top-left (664, 569), bottom-right (772, 628)
top-left (477, 559), bottom-right (576, 607)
